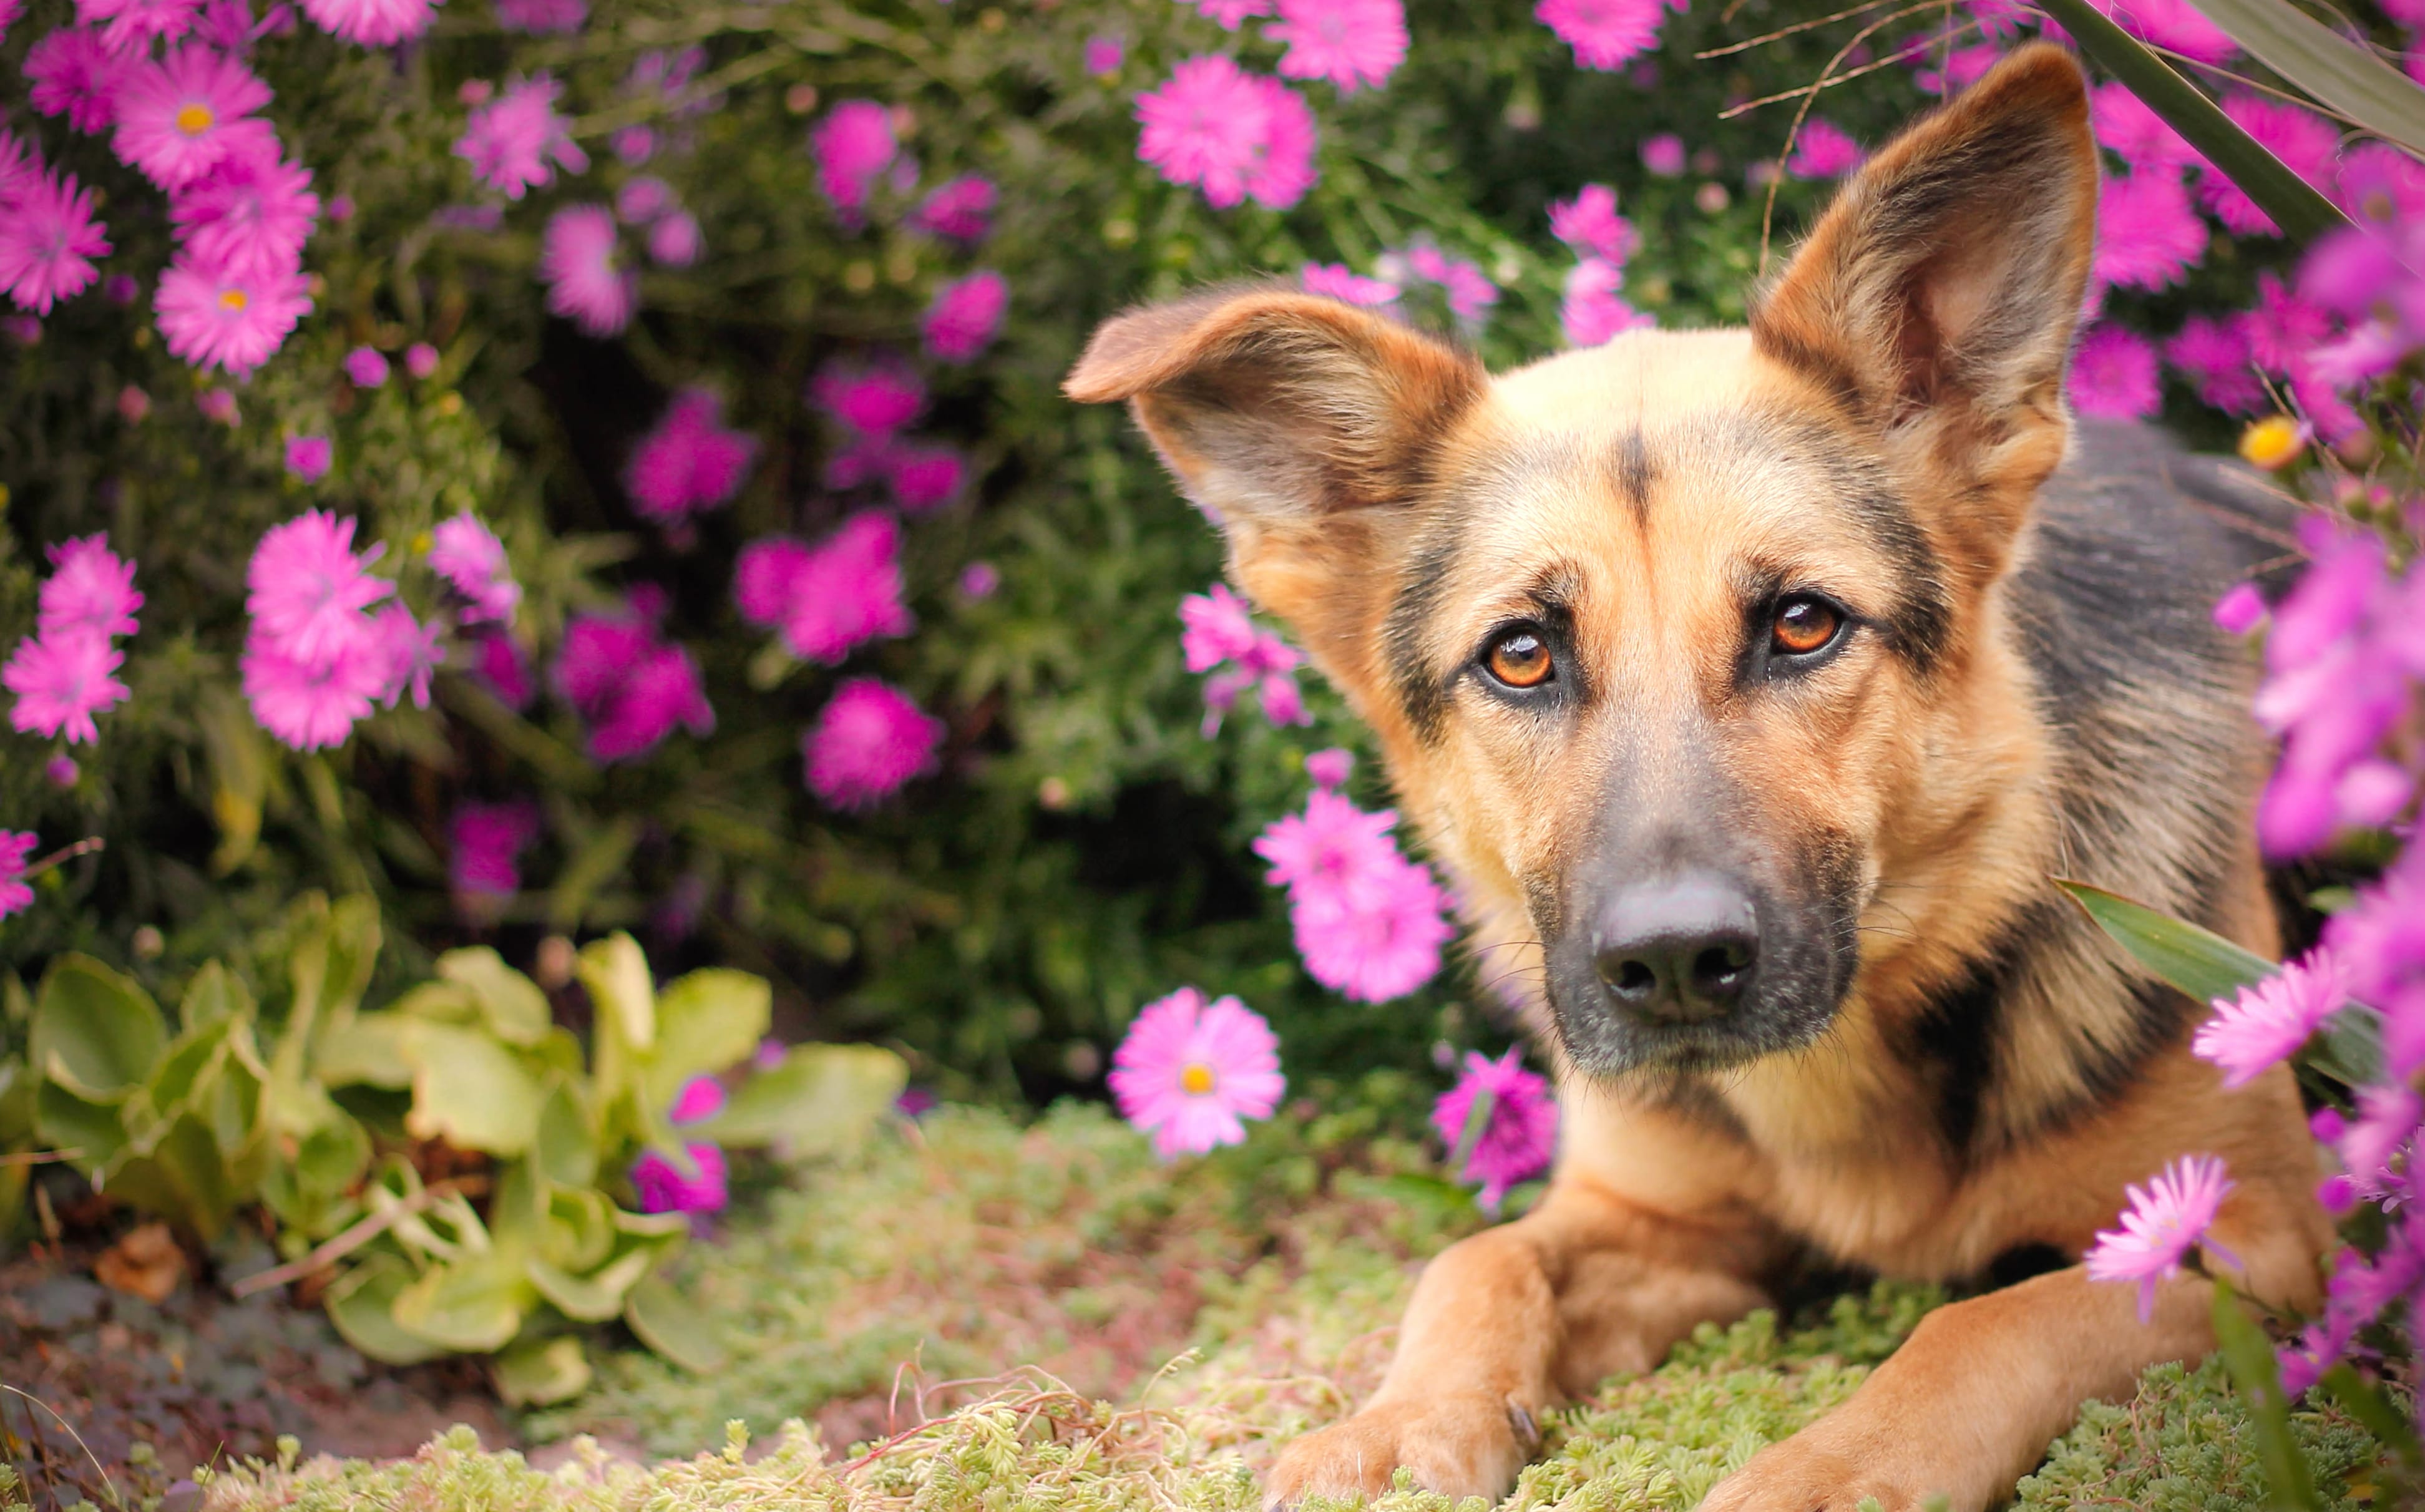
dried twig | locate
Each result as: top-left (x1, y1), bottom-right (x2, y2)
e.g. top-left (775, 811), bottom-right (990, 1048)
top-left (0, 1149), bottom-right (81, 1168)
top-left (229, 1174), bottom-right (490, 1297)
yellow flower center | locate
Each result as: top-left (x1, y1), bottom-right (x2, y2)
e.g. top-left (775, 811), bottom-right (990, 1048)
top-left (1179, 1062), bottom-right (1216, 1096)
top-left (175, 102), bottom-right (215, 137)
top-left (219, 288), bottom-right (249, 312)
top-left (2238, 415), bottom-right (2305, 471)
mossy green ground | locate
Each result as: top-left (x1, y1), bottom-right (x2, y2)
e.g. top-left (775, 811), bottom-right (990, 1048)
top-left (200, 1105), bottom-right (2384, 1511)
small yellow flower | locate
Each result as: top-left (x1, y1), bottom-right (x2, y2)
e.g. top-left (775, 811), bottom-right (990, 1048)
top-left (2239, 415), bottom-right (2308, 471)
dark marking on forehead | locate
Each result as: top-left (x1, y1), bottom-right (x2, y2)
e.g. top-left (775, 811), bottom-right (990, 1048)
top-left (1383, 520), bottom-right (1461, 744)
top-left (1614, 430), bottom-right (1654, 519)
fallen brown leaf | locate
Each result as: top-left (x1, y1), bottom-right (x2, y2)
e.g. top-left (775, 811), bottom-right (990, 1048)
top-left (95, 1221), bottom-right (187, 1304)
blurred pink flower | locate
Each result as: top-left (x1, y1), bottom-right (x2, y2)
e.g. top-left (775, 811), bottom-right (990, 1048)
top-left (153, 254), bottom-right (311, 376)
top-left (1305, 747), bottom-right (1354, 789)
top-left (2085, 1153), bottom-right (2236, 1322)
top-left (112, 42), bottom-right (273, 191)
top-left (1291, 855), bottom-right (1452, 1002)
top-left (2104, 0), bottom-right (2235, 63)
top-left (647, 210), bottom-right (701, 266)
top-left (247, 510), bottom-right (391, 674)
top-left (1085, 32), bottom-right (1125, 73)
top-left (343, 345), bottom-right (388, 386)
top-left (922, 269), bottom-right (1007, 363)
top-left (1548, 183), bottom-right (1635, 263)
top-left (632, 1142), bottom-right (726, 1214)
top-left (1407, 246), bottom-right (1498, 319)
top-left (959, 561), bottom-right (1001, 600)
top-left (449, 798), bottom-right (539, 895)
top-left (77, 0), bottom-right (200, 54)
top-left (494, 0), bottom-right (582, 31)
top-left (615, 176), bottom-right (673, 222)
top-left (803, 677), bottom-right (944, 809)
top-left (4, 630), bottom-right (130, 743)
top-left (670, 1075), bottom-right (726, 1124)
top-left (296, 0), bottom-right (439, 45)
top-left (1912, 42), bottom-right (2001, 97)
top-left (429, 513), bottom-right (520, 625)
top-left (241, 629), bottom-right (384, 749)
top-left (2336, 141), bottom-right (2425, 227)
top-left (1639, 132), bottom-right (1685, 177)
top-left (2095, 170), bottom-right (2207, 291)
top-left (1108, 985), bottom-right (1285, 1158)
top-left (468, 628), bottom-right (534, 707)
top-left (1562, 256), bottom-right (1651, 346)
top-left (2200, 97), bottom-right (2338, 236)
top-left (371, 602), bottom-right (442, 708)
top-left (1254, 788), bottom-right (1399, 894)
top-left (1243, 76), bottom-right (1318, 208)
top-left (1269, 0), bottom-right (1407, 94)
top-left (2089, 82), bottom-right (2198, 172)
top-left (2069, 322), bottom-right (2160, 419)
top-left (455, 74), bottom-right (586, 199)
top-left (0, 832), bottom-right (33, 920)
top-left (539, 203), bottom-right (635, 336)
top-left (1536, 0), bottom-right (1680, 71)
top-left (554, 607), bottom-right (713, 761)
top-left (2213, 582), bottom-right (2267, 636)
top-left (1786, 118), bottom-right (1865, 178)
top-left (1180, 583), bottom-right (1259, 671)
top-left (26, 29), bottom-right (126, 134)
top-left (1136, 55), bottom-right (1269, 209)
top-left (627, 389), bottom-right (758, 524)
top-left (40, 535), bottom-right (142, 641)
top-left (811, 100), bottom-right (896, 221)
top-left (1301, 262), bottom-right (1399, 305)
top-left (284, 434), bottom-right (331, 480)
top-left (0, 170), bottom-right (110, 315)
top-left (909, 173), bottom-right (996, 242)
top-left (811, 357), bottom-right (925, 437)
top-left (170, 150), bottom-right (317, 279)
top-left (1432, 1046), bottom-right (1558, 1211)
top-left (737, 511), bottom-right (912, 663)
top-left (2192, 948), bottom-right (2348, 1088)
top-left (404, 341), bottom-right (439, 378)
top-left (886, 442), bottom-right (967, 513)
top-left (1189, 0), bottom-right (1271, 25)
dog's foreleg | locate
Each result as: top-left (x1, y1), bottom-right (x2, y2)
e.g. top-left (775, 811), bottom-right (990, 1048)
top-left (1263, 1176), bottom-right (1777, 1507)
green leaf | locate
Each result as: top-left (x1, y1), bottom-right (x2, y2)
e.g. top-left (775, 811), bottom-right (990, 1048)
top-left (399, 1022), bottom-right (545, 1156)
top-left (320, 895), bottom-right (384, 1027)
top-left (578, 934), bottom-right (656, 1056)
top-left (389, 1251), bottom-right (535, 1353)
top-left (2180, 0), bottom-right (2425, 159)
top-left (527, 1246), bottom-right (656, 1323)
top-left (2029, 0), bottom-right (2349, 244)
top-left (178, 962), bottom-right (253, 1033)
top-left (436, 949), bottom-right (551, 1046)
top-left (32, 1083), bottom-right (126, 1173)
top-left (539, 1184), bottom-right (617, 1273)
top-left (31, 955), bottom-right (167, 1102)
top-left (2055, 880), bottom-right (2273, 1003)
top-left (535, 1080), bottom-right (598, 1189)
top-left (102, 1114), bottom-right (239, 1241)
top-left (694, 1044), bottom-right (907, 1156)
top-left (625, 1271), bottom-right (728, 1374)
top-left (324, 1255), bottom-right (445, 1366)
top-left (494, 1336), bottom-right (592, 1407)
top-left (313, 1011), bottom-right (417, 1090)
top-left (385, 983), bottom-right (480, 1023)
top-left (2210, 1282), bottom-right (2326, 1511)
top-left (644, 968), bottom-right (773, 1111)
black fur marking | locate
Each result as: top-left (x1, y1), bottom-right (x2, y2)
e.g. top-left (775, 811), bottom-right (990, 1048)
top-left (1614, 429), bottom-right (1654, 518)
top-left (1897, 901), bottom-right (2051, 1159)
top-left (1383, 523), bottom-right (1463, 744)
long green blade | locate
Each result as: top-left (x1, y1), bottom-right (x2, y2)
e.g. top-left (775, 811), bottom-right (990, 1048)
top-left (2190, 0), bottom-right (2425, 159)
top-left (2036, 0), bottom-right (2352, 243)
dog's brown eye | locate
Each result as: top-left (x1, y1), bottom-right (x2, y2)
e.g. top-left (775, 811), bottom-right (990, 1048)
top-left (1770, 597), bottom-right (1842, 657)
top-left (1486, 628), bottom-right (1554, 689)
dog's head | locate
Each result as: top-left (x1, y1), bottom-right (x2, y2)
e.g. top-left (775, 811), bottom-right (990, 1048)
top-left (1066, 47), bottom-right (2097, 1080)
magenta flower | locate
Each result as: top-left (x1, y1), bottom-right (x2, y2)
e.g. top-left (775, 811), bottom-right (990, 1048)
top-left (615, 177), bottom-right (673, 223)
top-left (1785, 118), bottom-right (1865, 179)
top-left (1536, 0), bottom-right (1679, 71)
top-left (923, 270), bottom-right (1008, 363)
top-left (285, 434), bottom-right (331, 481)
top-left (405, 341), bottom-right (439, 378)
top-left (2068, 322), bottom-right (2160, 420)
top-left (1407, 246), bottom-right (1498, 320)
top-left (4, 631), bottom-right (130, 744)
top-left (449, 799), bottom-right (540, 895)
top-left (112, 43), bottom-right (273, 192)
top-left (1085, 33), bottom-right (1125, 74)
top-left (429, 513), bottom-right (520, 625)
top-left (632, 1142), bottom-right (727, 1214)
top-left (2085, 1154), bottom-right (2237, 1322)
top-left (153, 255), bottom-right (313, 376)
top-left (2192, 949), bottom-right (2348, 1088)
top-left (2213, 582), bottom-right (2268, 636)
top-left (1269, 0), bottom-right (1407, 94)
top-left (241, 625), bottom-right (384, 749)
top-left (554, 607), bottom-right (713, 762)
top-left (77, 0), bottom-right (201, 54)
top-left (1301, 262), bottom-right (1399, 305)
top-left (2200, 97), bottom-right (2338, 236)
top-left (0, 832), bottom-right (34, 921)
top-left (885, 442), bottom-right (967, 514)
top-left (811, 357), bottom-right (925, 437)
top-left (1639, 132), bottom-right (1686, 177)
top-left (539, 203), bottom-right (635, 336)
top-left (2104, 0), bottom-right (2236, 64)
top-left (454, 74), bottom-right (586, 199)
top-left (1548, 183), bottom-right (1636, 263)
top-left (1254, 788), bottom-right (1400, 894)
top-left (296, 0), bottom-right (439, 46)
top-left (27, 29), bottom-right (126, 134)
top-left (909, 174), bottom-right (997, 242)
top-left (1290, 854), bottom-right (1453, 1002)
top-left (247, 511), bottom-right (391, 669)
top-left (670, 1075), bottom-right (726, 1124)
top-left (0, 170), bottom-right (110, 315)
top-left (1241, 76), bottom-right (1318, 210)
top-left (959, 561), bottom-right (1001, 600)
top-left (2165, 315), bottom-right (2263, 414)
top-left (1190, 0), bottom-right (1272, 23)
top-left (1432, 1047), bottom-right (1558, 1211)
top-left (1108, 985), bottom-right (1286, 1159)
top-left (371, 603), bottom-right (443, 709)
top-left (735, 511), bottom-right (911, 663)
top-left (802, 677), bottom-right (945, 809)
top-left (39, 535), bottom-right (142, 641)
top-left (647, 210), bottom-right (701, 266)
top-left (1180, 583), bottom-right (1259, 672)
top-left (1305, 747), bottom-right (1354, 789)
top-left (1911, 42), bottom-right (2002, 97)
top-left (1136, 55), bottom-right (1271, 209)
top-left (467, 628), bottom-right (534, 708)
top-left (627, 390), bottom-right (758, 524)
top-left (494, 0), bottom-right (583, 31)
top-left (2089, 82), bottom-right (2198, 173)
top-left (344, 346), bottom-right (388, 386)
top-left (1563, 257), bottom-right (1652, 346)
top-left (169, 150), bottom-right (318, 279)
top-left (2094, 170), bottom-right (2207, 292)
top-left (811, 100), bottom-right (897, 222)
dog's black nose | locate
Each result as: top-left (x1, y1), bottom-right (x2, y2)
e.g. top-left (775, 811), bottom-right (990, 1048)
top-left (1592, 874), bottom-right (1759, 1023)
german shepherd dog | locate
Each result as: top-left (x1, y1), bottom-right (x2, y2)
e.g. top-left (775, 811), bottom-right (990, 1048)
top-left (1066, 44), bottom-right (2332, 1512)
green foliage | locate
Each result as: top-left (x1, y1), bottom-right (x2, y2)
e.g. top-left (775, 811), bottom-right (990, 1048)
top-left (0, 895), bottom-right (904, 1385)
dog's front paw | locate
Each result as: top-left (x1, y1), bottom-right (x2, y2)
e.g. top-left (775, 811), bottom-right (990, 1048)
top-left (1264, 1392), bottom-right (1540, 1508)
top-left (1696, 1433), bottom-right (1939, 1512)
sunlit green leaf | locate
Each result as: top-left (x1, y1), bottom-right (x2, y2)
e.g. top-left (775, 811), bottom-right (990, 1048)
top-left (494, 1335), bottom-right (592, 1407)
top-left (644, 968), bottom-right (773, 1110)
top-left (324, 1256), bottom-right (444, 1365)
top-left (437, 947), bottom-right (552, 1046)
top-left (695, 1044), bottom-right (905, 1156)
top-left (389, 1251), bottom-right (535, 1353)
top-left (625, 1270), bottom-right (728, 1374)
top-left (31, 955), bottom-right (166, 1102)
top-left (399, 1022), bottom-right (545, 1156)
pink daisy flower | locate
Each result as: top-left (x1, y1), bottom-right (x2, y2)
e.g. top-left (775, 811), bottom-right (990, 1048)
top-left (2335, 140), bottom-right (2425, 227)
top-left (371, 602), bottom-right (443, 708)
top-left (2192, 949), bottom-right (2348, 1088)
top-left (1269, 0), bottom-right (1407, 94)
top-left (39, 535), bottom-right (142, 641)
top-left (246, 510), bottom-right (391, 668)
top-left (4, 630), bottom-right (130, 743)
top-left (909, 173), bottom-right (997, 243)
top-left (1180, 583), bottom-right (1260, 671)
top-left (1085, 32), bottom-right (1125, 73)
top-left (2069, 322), bottom-right (2160, 419)
top-left (733, 538), bottom-right (813, 628)
top-left (26, 28), bottom-right (125, 134)
top-left (297, 0), bottom-right (440, 46)
top-left (1136, 54), bottom-right (1269, 208)
top-left (1408, 246), bottom-right (1498, 319)
top-left (811, 357), bottom-right (925, 437)
top-left (428, 513), bottom-right (520, 625)
top-left (2094, 170), bottom-right (2207, 291)
top-left (539, 203), bottom-right (635, 336)
top-left (1912, 42), bottom-right (2003, 97)
top-left (1189, 0), bottom-right (1272, 26)
top-left (1290, 854), bottom-right (1453, 1001)
top-left (1536, 0), bottom-right (1680, 71)
top-left (454, 74), bottom-right (587, 199)
top-left (449, 798), bottom-right (540, 895)
top-left (884, 442), bottom-right (967, 514)
top-left (922, 269), bottom-right (1008, 363)
top-left (343, 346), bottom-right (388, 387)
top-left (1563, 256), bottom-right (1652, 346)
top-left (669, 1075), bottom-right (725, 1124)
top-left (554, 610), bottom-right (713, 762)
top-left (1548, 183), bottom-right (1635, 263)
top-left (1786, 118), bottom-right (1866, 179)
top-left (154, 253), bottom-right (311, 376)
top-left (0, 831), bottom-right (34, 920)
top-left (2201, 97), bottom-right (2340, 236)
top-left (467, 628), bottom-right (533, 708)
top-left (405, 341), bottom-right (439, 378)
top-left (627, 389), bottom-right (757, 524)
top-left (802, 677), bottom-right (945, 809)
top-left (112, 43), bottom-right (273, 192)
top-left (632, 1141), bottom-right (727, 1214)
top-left (2085, 1153), bottom-right (2237, 1322)
top-left (1254, 788), bottom-right (1401, 894)
top-left (2246, 271), bottom-right (2330, 375)
top-left (0, 170), bottom-right (110, 316)
top-left (1639, 132), bottom-right (1686, 176)
top-left (170, 150), bottom-right (318, 279)
top-left (811, 100), bottom-right (897, 222)
top-left (615, 175), bottom-right (674, 223)
top-left (2089, 81), bottom-right (2199, 173)
top-left (1108, 985), bottom-right (1286, 1159)
top-left (285, 434), bottom-right (331, 480)
top-left (1432, 1046), bottom-right (1559, 1211)
top-left (1301, 261), bottom-right (1399, 305)
top-left (736, 512), bottom-right (912, 663)
top-left (1305, 747), bottom-right (1354, 789)
top-left (494, 0), bottom-right (583, 31)
top-left (647, 212), bottom-right (701, 266)
top-left (1242, 76), bottom-right (1319, 209)
top-left (76, 0), bottom-right (201, 55)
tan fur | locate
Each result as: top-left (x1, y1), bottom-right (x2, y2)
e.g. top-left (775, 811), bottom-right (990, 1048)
top-left (1065, 45), bottom-right (2330, 1511)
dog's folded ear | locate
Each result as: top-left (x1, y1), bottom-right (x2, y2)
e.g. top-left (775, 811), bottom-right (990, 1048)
top-left (1752, 43), bottom-right (2096, 490)
top-left (1063, 284), bottom-right (1485, 529)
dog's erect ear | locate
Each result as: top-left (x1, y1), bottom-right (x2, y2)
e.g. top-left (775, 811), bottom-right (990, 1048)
top-left (1064, 285), bottom-right (1485, 527)
top-left (1752, 44), bottom-right (2096, 535)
